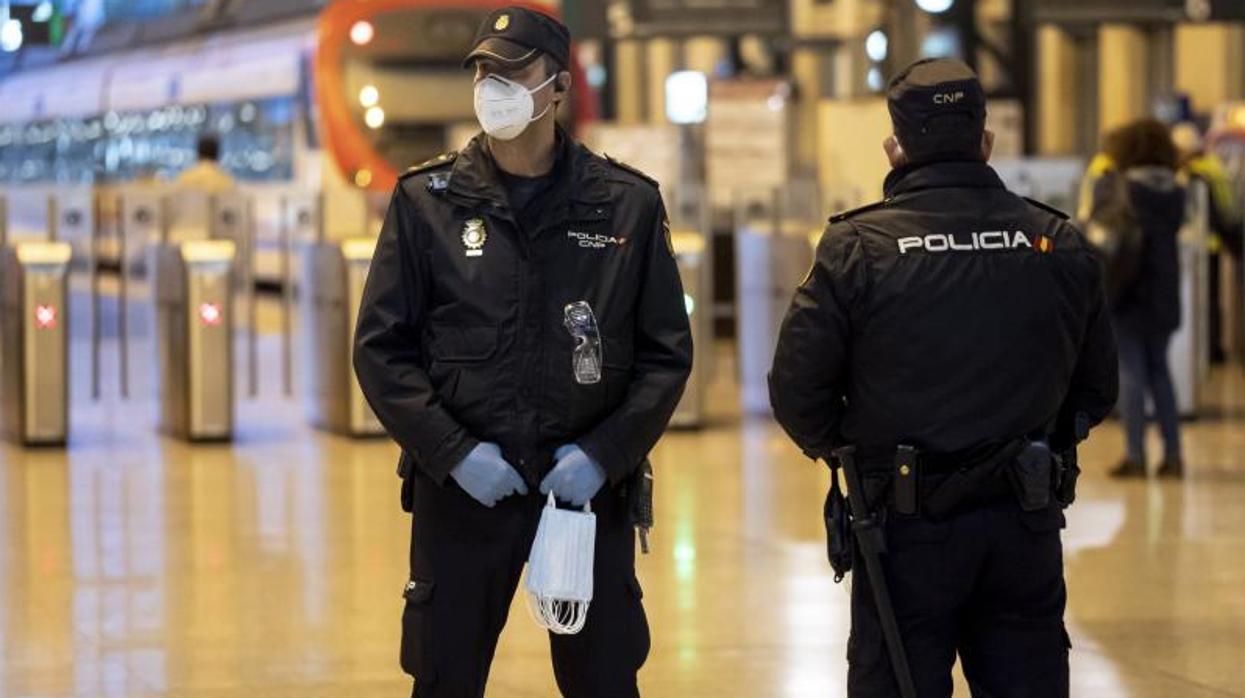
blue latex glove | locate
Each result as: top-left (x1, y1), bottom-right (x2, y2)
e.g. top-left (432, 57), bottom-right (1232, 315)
top-left (450, 442), bottom-right (529, 507)
top-left (540, 444), bottom-right (607, 507)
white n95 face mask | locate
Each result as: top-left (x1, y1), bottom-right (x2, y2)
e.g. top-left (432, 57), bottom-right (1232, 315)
top-left (525, 493), bottom-right (596, 635)
top-left (473, 72), bottom-right (558, 141)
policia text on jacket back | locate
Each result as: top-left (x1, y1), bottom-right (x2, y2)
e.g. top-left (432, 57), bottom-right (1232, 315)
top-left (351, 7), bottom-right (693, 697)
top-left (768, 59), bottom-right (1119, 697)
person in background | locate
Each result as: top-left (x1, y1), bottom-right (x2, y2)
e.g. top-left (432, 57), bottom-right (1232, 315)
top-left (1172, 121), bottom-right (1242, 364)
top-left (175, 134), bottom-right (234, 193)
top-left (1097, 120), bottom-right (1187, 479)
top-left (1078, 149), bottom-right (1117, 221)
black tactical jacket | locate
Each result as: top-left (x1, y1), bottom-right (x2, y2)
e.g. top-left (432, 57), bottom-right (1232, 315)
top-left (353, 131), bottom-right (692, 487)
top-left (769, 160), bottom-right (1118, 466)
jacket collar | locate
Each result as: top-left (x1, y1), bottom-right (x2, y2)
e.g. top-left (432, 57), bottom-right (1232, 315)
top-left (883, 159), bottom-right (1006, 199)
top-left (445, 126), bottom-right (611, 209)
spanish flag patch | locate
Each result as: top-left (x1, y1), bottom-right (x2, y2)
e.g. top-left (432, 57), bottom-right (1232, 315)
top-left (1036, 235), bottom-right (1055, 254)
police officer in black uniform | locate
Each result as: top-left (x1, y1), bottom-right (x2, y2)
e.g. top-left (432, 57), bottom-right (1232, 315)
top-left (769, 59), bottom-right (1118, 697)
top-left (352, 7), bottom-right (692, 697)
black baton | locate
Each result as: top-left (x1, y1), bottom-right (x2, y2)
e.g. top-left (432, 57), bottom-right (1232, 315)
top-left (834, 446), bottom-right (918, 698)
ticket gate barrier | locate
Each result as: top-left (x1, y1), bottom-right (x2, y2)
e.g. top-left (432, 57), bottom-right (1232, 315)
top-left (0, 241), bottom-right (73, 445)
top-left (3, 190), bottom-right (101, 397)
top-left (151, 239), bottom-right (236, 441)
top-left (670, 230), bottom-right (711, 427)
top-left (115, 189), bottom-right (165, 399)
top-left (155, 190), bottom-right (262, 398)
top-left (733, 182), bottom-right (822, 415)
top-left (208, 192), bottom-right (259, 398)
top-left (1172, 180), bottom-right (1211, 417)
top-left (301, 237), bottom-right (384, 436)
top-left (53, 192), bottom-right (102, 400)
top-left (280, 193), bottom-right (324, 397)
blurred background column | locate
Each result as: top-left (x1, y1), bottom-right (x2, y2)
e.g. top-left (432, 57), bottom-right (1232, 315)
top-left (683, 36), bottom-right (727, 76)
top-left (614, 39), bottom-right (647, 125)
top-left (789, 0), bottom-right (882, 174)
top-left (790, 48), bottom-right (825, 171)
top-left (1175, 23), bottom-right (1245, 116)
top-left (1097, 24), bottom-right (1150, 134)
top-left (1036, 24), bottom-right (1079, 156)
top-left (646, 38), bottom-right (678, 124)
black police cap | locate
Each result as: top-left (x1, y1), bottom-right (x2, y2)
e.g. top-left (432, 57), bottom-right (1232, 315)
top-left (463, 6), bottom-right (570, 72)
top-left (887, 58), bottom-right (987, 163)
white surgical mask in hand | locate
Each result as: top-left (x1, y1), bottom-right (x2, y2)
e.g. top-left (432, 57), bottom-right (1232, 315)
top-left (525, 492), bottom-right (596, 634)
top-left (473, 72), bottom-right (558, 141)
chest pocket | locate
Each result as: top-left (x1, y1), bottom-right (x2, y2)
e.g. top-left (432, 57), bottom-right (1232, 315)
top-left (429, 325), bottom-right (499, 363)
top-left (602, 336), bottom-right (635, 406)
top-left (601, 336), bottom-right (634, 372)
top-left (427, 325), bottom-right (501, 421)
top-left (563, 335), bottom-right (634, 425)
top-left (425, 212), bottom-right (518, 315)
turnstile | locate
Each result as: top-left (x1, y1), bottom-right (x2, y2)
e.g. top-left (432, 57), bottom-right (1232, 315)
top-left (1172, 180), bottom-right (1211, 417)
top-left (671, 230), bottom-right (711, 427)
top-left (301, 237), bottom-right (383, 436)
top-left (209, 192), bottom-right (255, 290)
top-left (733, 183), bottom-right (821, 415)
top-left (736, 224), bottom-right (815, 414)
top-left (0, 241), bottom-right (73, 445)
top-left (151, 239), bottom-right (236, 441)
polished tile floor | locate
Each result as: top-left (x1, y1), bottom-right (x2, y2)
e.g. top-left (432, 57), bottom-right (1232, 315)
top-left (2, 291), bottom-right (1244, 697)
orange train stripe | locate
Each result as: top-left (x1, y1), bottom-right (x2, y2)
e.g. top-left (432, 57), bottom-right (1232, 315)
top-left (316, 0), bottom-right (588, 193)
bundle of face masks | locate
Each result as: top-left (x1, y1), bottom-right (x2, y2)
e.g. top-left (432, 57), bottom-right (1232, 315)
top-left (525, 493), bottom-right (596, 635)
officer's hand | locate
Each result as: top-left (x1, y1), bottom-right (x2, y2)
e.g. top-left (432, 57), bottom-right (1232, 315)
top-left (450, 442), bottom-right (529, 508)
top-left (540, 445), bottom-right (607, 507)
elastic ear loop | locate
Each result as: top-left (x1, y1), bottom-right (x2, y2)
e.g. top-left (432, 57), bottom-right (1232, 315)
top-left (527, 72), bottom-right (559, 122)
top-left (526, 495), bottom-right (593, 634)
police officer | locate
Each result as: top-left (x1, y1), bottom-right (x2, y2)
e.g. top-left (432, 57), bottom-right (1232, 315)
top-left (352, 7), bottom-right (692, 697)
top-left (769, 59), bottom-right (1118, 697)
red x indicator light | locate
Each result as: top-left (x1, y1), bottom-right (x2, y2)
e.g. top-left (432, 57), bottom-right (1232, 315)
top-left (198, 303), bottom-right (223, 326)
top-left (34, 304), bottom-right (57, 330)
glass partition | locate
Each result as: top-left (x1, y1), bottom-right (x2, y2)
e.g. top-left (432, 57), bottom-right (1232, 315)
top-left (0, 96), bottom-right (297, 185)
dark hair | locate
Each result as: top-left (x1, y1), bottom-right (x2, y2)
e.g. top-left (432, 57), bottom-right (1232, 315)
top-left (542, 54), bottom-right (567, 83)
top-left (1103, 119), bottom-right (1178, 171)
top-left (197, 134), bottom-right (221, 162)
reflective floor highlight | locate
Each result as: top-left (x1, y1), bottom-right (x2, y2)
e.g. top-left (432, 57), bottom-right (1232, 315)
top-left (2, 305), bottom-right (1244, 696)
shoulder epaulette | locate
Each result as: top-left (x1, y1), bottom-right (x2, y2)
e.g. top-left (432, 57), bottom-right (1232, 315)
top-left (604, 155), bottom-right (659, 189)
top-left (401, 152), bottom-right (457, 180)
top-left (829, 198), bottom-right (891, 223)
top-left (1022, 196), bottom-right (1070, 221)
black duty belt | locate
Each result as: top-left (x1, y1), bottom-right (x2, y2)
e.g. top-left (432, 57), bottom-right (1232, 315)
top-left (862, 439), bottom-right (1032, 519)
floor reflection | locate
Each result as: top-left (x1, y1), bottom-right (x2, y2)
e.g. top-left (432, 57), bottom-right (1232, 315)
top-left (3, 326), bottom-right (1245, 696)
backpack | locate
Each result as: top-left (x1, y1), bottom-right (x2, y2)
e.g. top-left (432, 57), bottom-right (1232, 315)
top-left (1083, 171), bottom-right (1145, 306)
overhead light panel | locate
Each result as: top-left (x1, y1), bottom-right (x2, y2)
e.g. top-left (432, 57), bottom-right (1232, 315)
top-left (914, 0), bottom-right (955, 13)
top-left (350, 20), bottom-right (375, 46)
top-left (1, 19), bottom-right (23, 53)
top-left (867, 67), bottom-right (885, 92)
top-left (866, 30), bottom-right (889, 62)
top-left (364, 106), bottom-right (385, 129)
top-left (665, 71), bottom-right (708, 125)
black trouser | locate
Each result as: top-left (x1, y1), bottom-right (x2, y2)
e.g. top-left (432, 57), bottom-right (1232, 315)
top-left (847, 500), bottom-right (1070, 698)
top-left (1208, 251), bottom-right (1225, 361)
top-left (402, 470), bottom-right (649, 698)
